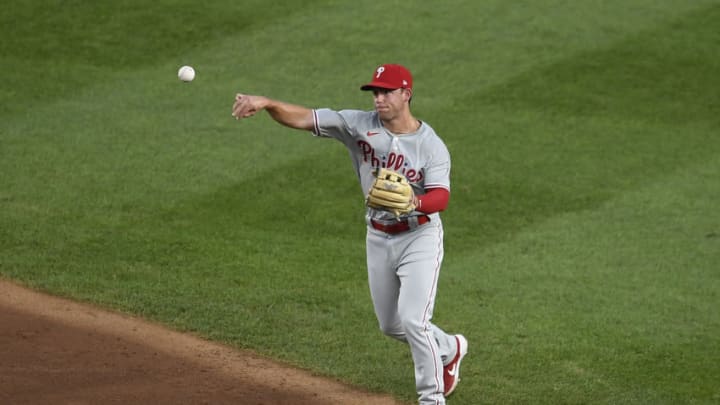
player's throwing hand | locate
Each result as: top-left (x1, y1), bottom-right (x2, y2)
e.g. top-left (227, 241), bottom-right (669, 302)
top-left (232, 94), bottom-right (268, 119)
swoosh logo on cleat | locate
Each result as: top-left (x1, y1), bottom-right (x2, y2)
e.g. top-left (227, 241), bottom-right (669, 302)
top-left (448, 364), bottom-right (459, 376)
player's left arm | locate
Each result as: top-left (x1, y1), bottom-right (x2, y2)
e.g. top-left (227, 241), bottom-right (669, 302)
top-left (415, 135), bottom-right (451, 214)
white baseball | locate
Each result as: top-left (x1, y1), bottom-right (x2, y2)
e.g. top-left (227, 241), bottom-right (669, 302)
top-left (178, 65), bottom-right (195, 82)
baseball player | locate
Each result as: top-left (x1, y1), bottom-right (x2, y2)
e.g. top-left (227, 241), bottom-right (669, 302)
top-left (232, 64), bottom-right (467, 405)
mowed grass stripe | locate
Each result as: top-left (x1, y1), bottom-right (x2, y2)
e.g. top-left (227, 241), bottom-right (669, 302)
top-left (438, 5), bottom-right (720, 404)
top-left (443, 3), bottom-right (720, 252)
top-left (442, 151), bottom-right (720, 404)
top-left (4, 1), bottom-right (717, 227)
top-left (2, 1), bottom-right (720, 404)
top-left (0, 0), bottom-right (334, 113)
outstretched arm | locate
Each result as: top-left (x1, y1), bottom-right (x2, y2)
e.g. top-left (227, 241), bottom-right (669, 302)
top-left (232, 94), bottom-right (314, 131)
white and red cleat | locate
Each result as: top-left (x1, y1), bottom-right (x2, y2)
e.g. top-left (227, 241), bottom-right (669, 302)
top-left (443, 335), bottom-right (468, 396)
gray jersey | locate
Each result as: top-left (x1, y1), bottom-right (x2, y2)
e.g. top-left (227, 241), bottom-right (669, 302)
top-left (312, 108), bottom-right (451, 221)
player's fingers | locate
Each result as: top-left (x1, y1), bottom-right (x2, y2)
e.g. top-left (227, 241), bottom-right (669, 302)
top-left (232, 94), bottom-right (245, 116)
top-left (232, 95), bottom-right (264, 120)
top-left (241, 108), bottom-right (257, 118)
top-left (232, 106), bottom-right (246, 120)
top-left (232, 98), bottom-right (250, 119)
top-left (232, 104), bottom-right (256, 120)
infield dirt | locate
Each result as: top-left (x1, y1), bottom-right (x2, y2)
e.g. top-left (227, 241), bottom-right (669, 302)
top-left (0, 280), bottom-right (403, 405)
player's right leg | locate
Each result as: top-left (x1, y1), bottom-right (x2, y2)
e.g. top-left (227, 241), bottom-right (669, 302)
top-left (366, 229), bottom-right (406, 342)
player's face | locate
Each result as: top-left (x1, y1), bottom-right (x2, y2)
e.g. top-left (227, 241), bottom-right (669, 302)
top-left (372, 88), bottom-right (409, 120)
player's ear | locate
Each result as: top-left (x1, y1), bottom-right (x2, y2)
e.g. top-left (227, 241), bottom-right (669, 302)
top-left (403, 88), bottom-right (413, 102)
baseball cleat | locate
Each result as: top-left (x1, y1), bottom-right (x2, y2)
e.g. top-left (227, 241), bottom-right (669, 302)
top-left (443, 334), bottom-right (468, 396)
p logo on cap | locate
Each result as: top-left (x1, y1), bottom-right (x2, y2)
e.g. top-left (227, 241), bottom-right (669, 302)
top-left (361, 64), bottom-right (413, 91)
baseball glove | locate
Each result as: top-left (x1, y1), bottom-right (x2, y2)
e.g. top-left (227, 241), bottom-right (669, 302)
top-left (366, 168), bottom-right (416, 217)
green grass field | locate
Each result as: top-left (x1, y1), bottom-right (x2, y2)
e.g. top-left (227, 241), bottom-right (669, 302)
top-left (2, 1), bottom-right (719, 403)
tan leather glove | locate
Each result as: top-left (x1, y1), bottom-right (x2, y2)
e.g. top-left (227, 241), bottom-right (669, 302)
top-left (366, 168), bottom-right (416, 217)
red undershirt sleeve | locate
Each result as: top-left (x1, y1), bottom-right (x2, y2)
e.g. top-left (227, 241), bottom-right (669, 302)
top-left (415, 188), bottom-right (450, 214)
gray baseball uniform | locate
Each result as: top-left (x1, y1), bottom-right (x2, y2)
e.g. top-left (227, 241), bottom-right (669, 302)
top-left (312, 108), bottom-right (457, 404)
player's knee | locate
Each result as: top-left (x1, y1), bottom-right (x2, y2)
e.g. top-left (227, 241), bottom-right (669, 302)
top-left (399, 316), bottom-right (427, 336)
top-left (378, 321), bottom-right (404, 339)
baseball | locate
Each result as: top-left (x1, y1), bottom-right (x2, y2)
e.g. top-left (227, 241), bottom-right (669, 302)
top-left (178, 65), bottom-right (195, 82)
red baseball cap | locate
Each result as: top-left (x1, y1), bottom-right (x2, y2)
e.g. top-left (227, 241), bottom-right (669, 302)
top-left (360, 64), bottom-right (413, 91)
